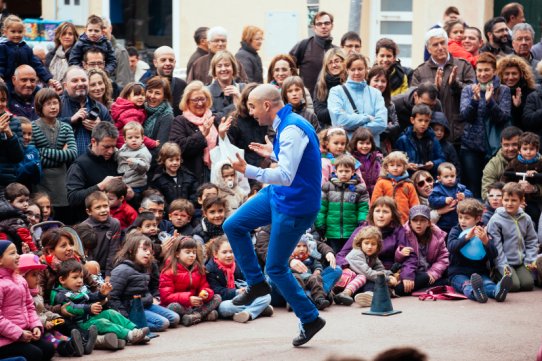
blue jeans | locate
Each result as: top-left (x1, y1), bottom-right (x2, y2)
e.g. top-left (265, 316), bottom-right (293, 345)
top-left (218, 294), bottom-right (271, 320)
top-left (450, 274), bottom-right (496, 301)
top-left (223, 186), bottom-right (319, 324)
top-left (144, 304), bottom-right (180, 331)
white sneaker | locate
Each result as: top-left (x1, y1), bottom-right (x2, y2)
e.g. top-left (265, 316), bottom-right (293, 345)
top-left (354, 291), bottom-right (373, 307)
top-left (233, 311), bottom-right (251, 323)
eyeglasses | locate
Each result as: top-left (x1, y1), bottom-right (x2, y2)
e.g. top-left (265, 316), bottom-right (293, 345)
top-left (189, 97), bottom-right (207, 104)
top-left (315, 21), bottom-right (332, 27)
top-left (86, 61), bottom-right (105, 67)
top-left (328, 58), bottom-right (343, 65)
top-left (417, 177), bottom-right (434, 188)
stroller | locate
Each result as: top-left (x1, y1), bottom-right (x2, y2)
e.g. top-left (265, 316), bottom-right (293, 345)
top-left (30, 221), bottom-right (87, 261)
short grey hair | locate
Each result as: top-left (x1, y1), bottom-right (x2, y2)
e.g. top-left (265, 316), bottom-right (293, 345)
top-left (141, 194), bottom-right (165, 208)
top-left (425, 28), bottom-right (448, 47)
top-left (91, 121), bottom-right (118, 142)
top-left (512, 23), bottom-right (534, 40)
top-left (208, 26), bottom-right (228, 41)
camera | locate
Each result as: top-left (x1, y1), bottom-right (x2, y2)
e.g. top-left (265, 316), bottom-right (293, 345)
top-left (87, 106), bottom-right (100, 121)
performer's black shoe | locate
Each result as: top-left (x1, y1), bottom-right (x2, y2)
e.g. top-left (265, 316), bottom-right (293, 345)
top-left (292, 316), bottom-right (326, 347)
top-left (232, 281), bottom-right (271, 305)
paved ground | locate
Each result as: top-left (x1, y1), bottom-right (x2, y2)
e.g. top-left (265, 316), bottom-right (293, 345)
top-left (65, 289), bottom-right (542, 361)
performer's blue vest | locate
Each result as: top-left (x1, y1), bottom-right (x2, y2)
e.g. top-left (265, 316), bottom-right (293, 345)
top-left (271, 105), bottom-right (322, 216)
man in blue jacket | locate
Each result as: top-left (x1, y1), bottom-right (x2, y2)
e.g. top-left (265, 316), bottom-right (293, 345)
top-left (225, 84), bottom-right (325, 347)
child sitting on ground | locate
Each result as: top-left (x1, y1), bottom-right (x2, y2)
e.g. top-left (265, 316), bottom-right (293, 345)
top-left (193, 196), bottom-right (226, 245)
top-left (194, 183), bottom-right (219, 223)
top-left (501, 132), bottom-right (542, 229)
top-left (487, 182), bottom-right (539, 292)
top-left (159, 236), bottom-right (221, 326)
top-left (316, 154), bottom-right (369, 253)
top-left (336, 226), bottom-right (397, 307)
top-left (19, 253), bottom-right (94, 356)
top-left (371, 151), bottom-right (419, 224)
top-left (289, 233), bottom-right (331, 310)
top-left (50, 259), bottom-right (150, 345)
top-left (482, 182), bottom-right (504, 225)
top-left (105, 178), bottom-right (137, 230)
top-left (0, 240), bottom-right (55, 360)
top-left (109, 232), bottom-right (179, 332)
top-left (429, 162), bottom-right (473, 233)
top-left (395, 104), bottom-right (445, 176)
top-left (448, 199), bottom-right (512, 303)
top-left (397, 205), bottom-right (449, 296)
top-left (205, 236), bottom-right (273, 323)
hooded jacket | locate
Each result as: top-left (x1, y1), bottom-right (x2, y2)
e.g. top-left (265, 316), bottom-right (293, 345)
top-left (395, 126), bottom-right (445, 174)
top-left (487, 207), bottom-right (539, 272)
top-left (111, 97), bottom-right (157, 149)
top-left (159, 261), bottom-right (214, 308)
top-left (0, 39), bottom-right (52, 84)
top-left (429, 181), bottom-right (473, 231)
top-left (211, 159), bottom-right (248, 217)
top-left (371, 175), bottom-right (419, 224)
top-left (430, 112), bottom-right (461, 178)
top-left (68, 33), bottom-right (117, 75)
top-left (117, 143), bottom-right (152, 188)
top-left (400, 222), bottom-right (449, 282)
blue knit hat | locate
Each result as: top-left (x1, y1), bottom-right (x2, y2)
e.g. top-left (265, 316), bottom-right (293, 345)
top-left (0, 240), bottom-right (13, 257)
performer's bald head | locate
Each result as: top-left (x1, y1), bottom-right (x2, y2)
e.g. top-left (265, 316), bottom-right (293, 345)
top-left (247, 84), bottom-right (284, 126)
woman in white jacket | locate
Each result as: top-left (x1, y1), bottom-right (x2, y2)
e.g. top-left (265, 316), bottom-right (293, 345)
top-left (328, 53), bottom-right (387, 146)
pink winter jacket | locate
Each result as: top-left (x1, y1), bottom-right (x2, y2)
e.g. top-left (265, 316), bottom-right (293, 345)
top-left (399, 222), bottom-right (450, 282)
top-left (0, 267), bottom-right (42, 347)
top-left (111, 97), bottom-right (158, 149)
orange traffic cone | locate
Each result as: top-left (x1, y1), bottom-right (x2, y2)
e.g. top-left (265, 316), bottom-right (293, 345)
top-left (362, 272), bottom-right (401, 316)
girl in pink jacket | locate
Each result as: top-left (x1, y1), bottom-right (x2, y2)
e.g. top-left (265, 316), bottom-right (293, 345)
top-left (111, 82), bottom-right (160, 149)
top-left (395, 205), bottom-right (450, 296)
top-left (0, 240), bottom-right (54, 360)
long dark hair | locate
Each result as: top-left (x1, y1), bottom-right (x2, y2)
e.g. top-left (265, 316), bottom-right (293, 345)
top-left (367, 66), bottom-right (391, 106)
top-left (162, 236), bottom-right (205, 275)
top-left (115, 232), bottom-right (154, 269)
top-left (367, 197), bottom-right (403, 228)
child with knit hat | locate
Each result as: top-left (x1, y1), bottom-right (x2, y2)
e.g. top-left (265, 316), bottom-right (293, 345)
top-left (0, 240), bottom-right (55, 361)
top-left (19, 253), bottom-right (97, 356)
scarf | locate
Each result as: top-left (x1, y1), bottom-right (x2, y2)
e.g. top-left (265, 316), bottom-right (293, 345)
top-left (202, 218), bottom-right (224, 239)
top-left (183, 109), bottom-right (218, 168)
top-left (44, 253), bottom-right (80, 270)
top-left (386, 171), bottom-right (410, 183)
top-left (292, 251), bottom-right (309, 262)
top-left (517, 153), bottom-right (540, 164)
top-left (49, 46), bottom-right (69, 82)
top-left (330, 174), bottom-right (359, 191)
top-left (325, 74), bottom-right (342, 89)
top-left (30, 287), bottom-right (40, 297)
top-left (144, 101), bottom-right (173, 137)
top-left (213, 257), bottom-right (236, 288)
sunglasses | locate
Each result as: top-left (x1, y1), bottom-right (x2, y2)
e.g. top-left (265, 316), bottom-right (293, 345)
top-left (417, 177), bottom-right (434, 188)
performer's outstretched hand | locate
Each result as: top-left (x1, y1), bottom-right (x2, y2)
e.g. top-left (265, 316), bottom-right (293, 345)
top-left (249, 135), bottom-right (273, 158)
top-left (230, 153), bottom-right (247, 174)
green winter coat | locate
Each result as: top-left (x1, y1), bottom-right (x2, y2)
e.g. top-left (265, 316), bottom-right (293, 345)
top-left (315, 176), bottom-right (369, 239)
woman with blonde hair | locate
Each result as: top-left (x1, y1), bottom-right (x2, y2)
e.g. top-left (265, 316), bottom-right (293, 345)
top-left (235, 25), bottom-right (264, 83)
top-left (207, 50), bottom-right (245, 120)
top-left (169, 81), bottom-right (230, 185)
top-left (313, 48), bottom-right (347, 127)
top-left (496, 55), bottom-right (536, 127)
top-left (87, 68), bottom-right (113, 109)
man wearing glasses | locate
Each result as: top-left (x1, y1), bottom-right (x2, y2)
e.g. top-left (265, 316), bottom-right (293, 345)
top-left (290, 11), bottom-right (337, 95)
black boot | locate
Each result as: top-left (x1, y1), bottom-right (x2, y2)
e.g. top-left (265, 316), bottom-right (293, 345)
top-left (292, 316), bottom-right (326, 347)
top-left (82, 325), bottom-right (98, 354)
top-left (232, 281), bottom-right (271, 305)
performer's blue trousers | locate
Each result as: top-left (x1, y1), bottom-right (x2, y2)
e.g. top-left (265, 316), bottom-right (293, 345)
top-left (223, 186), bottom-right (319, 324)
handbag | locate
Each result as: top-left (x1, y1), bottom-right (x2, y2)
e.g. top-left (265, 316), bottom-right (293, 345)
top-left (412, 285), bottom-right (468, 301)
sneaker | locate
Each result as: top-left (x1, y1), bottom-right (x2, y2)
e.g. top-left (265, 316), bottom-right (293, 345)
top-left (260, 305), bottom-right (274, 317)
top-left (167, 303), bottom-right (183, 315)
top-left (69, 329), bottom-right (84, 357)
top-left (233, 311), bottom-right (251, 323)
top-left (181, 313), bottom-right (202, 327)
top-left (333, 292), bottom-right (354, 306)
top-left (314, 297), bottom-right (331, 310)
top-left (94, 333), bottom-right (118, 350)
top-left (232, 281), bottom-right (271, 306)
top-left (470, 273), bottom-right (488, 303)
top-left (292, 316), bottom-right (326, 347)
top-left (117, 339), bottom-right (126, 350)
top-left (128, 328), bottom-right (147, 344)
top-left (205, 310), bottom-right (219, 322)
top-left (83, 325), bottom-right (97, 354)
top-left (354, 291), bottom-right (373, 307)
top-left (494, 273), bottom-right (512, 302)
top-left (140, 327), bottom-right (150, 336)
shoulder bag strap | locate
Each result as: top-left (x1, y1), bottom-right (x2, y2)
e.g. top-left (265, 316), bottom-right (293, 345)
top-left (341, 85), bottom-right (359, 114)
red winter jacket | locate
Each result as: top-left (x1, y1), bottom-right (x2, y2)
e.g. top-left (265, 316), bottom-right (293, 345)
top-left (159, 262), bottom-right (214, 308)
top-left (111, 97), bottom-right (158, 149)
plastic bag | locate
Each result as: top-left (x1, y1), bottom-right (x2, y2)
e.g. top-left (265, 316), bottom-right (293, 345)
top-left (210, 136), bottom-right (250, 195)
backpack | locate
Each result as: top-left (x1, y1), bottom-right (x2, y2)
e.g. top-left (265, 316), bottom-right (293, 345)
top-left (412, 285), bottom-right (468, 301)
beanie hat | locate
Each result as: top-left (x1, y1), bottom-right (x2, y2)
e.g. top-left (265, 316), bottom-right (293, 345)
top-left (0, 240), bottom-right (12, 257)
